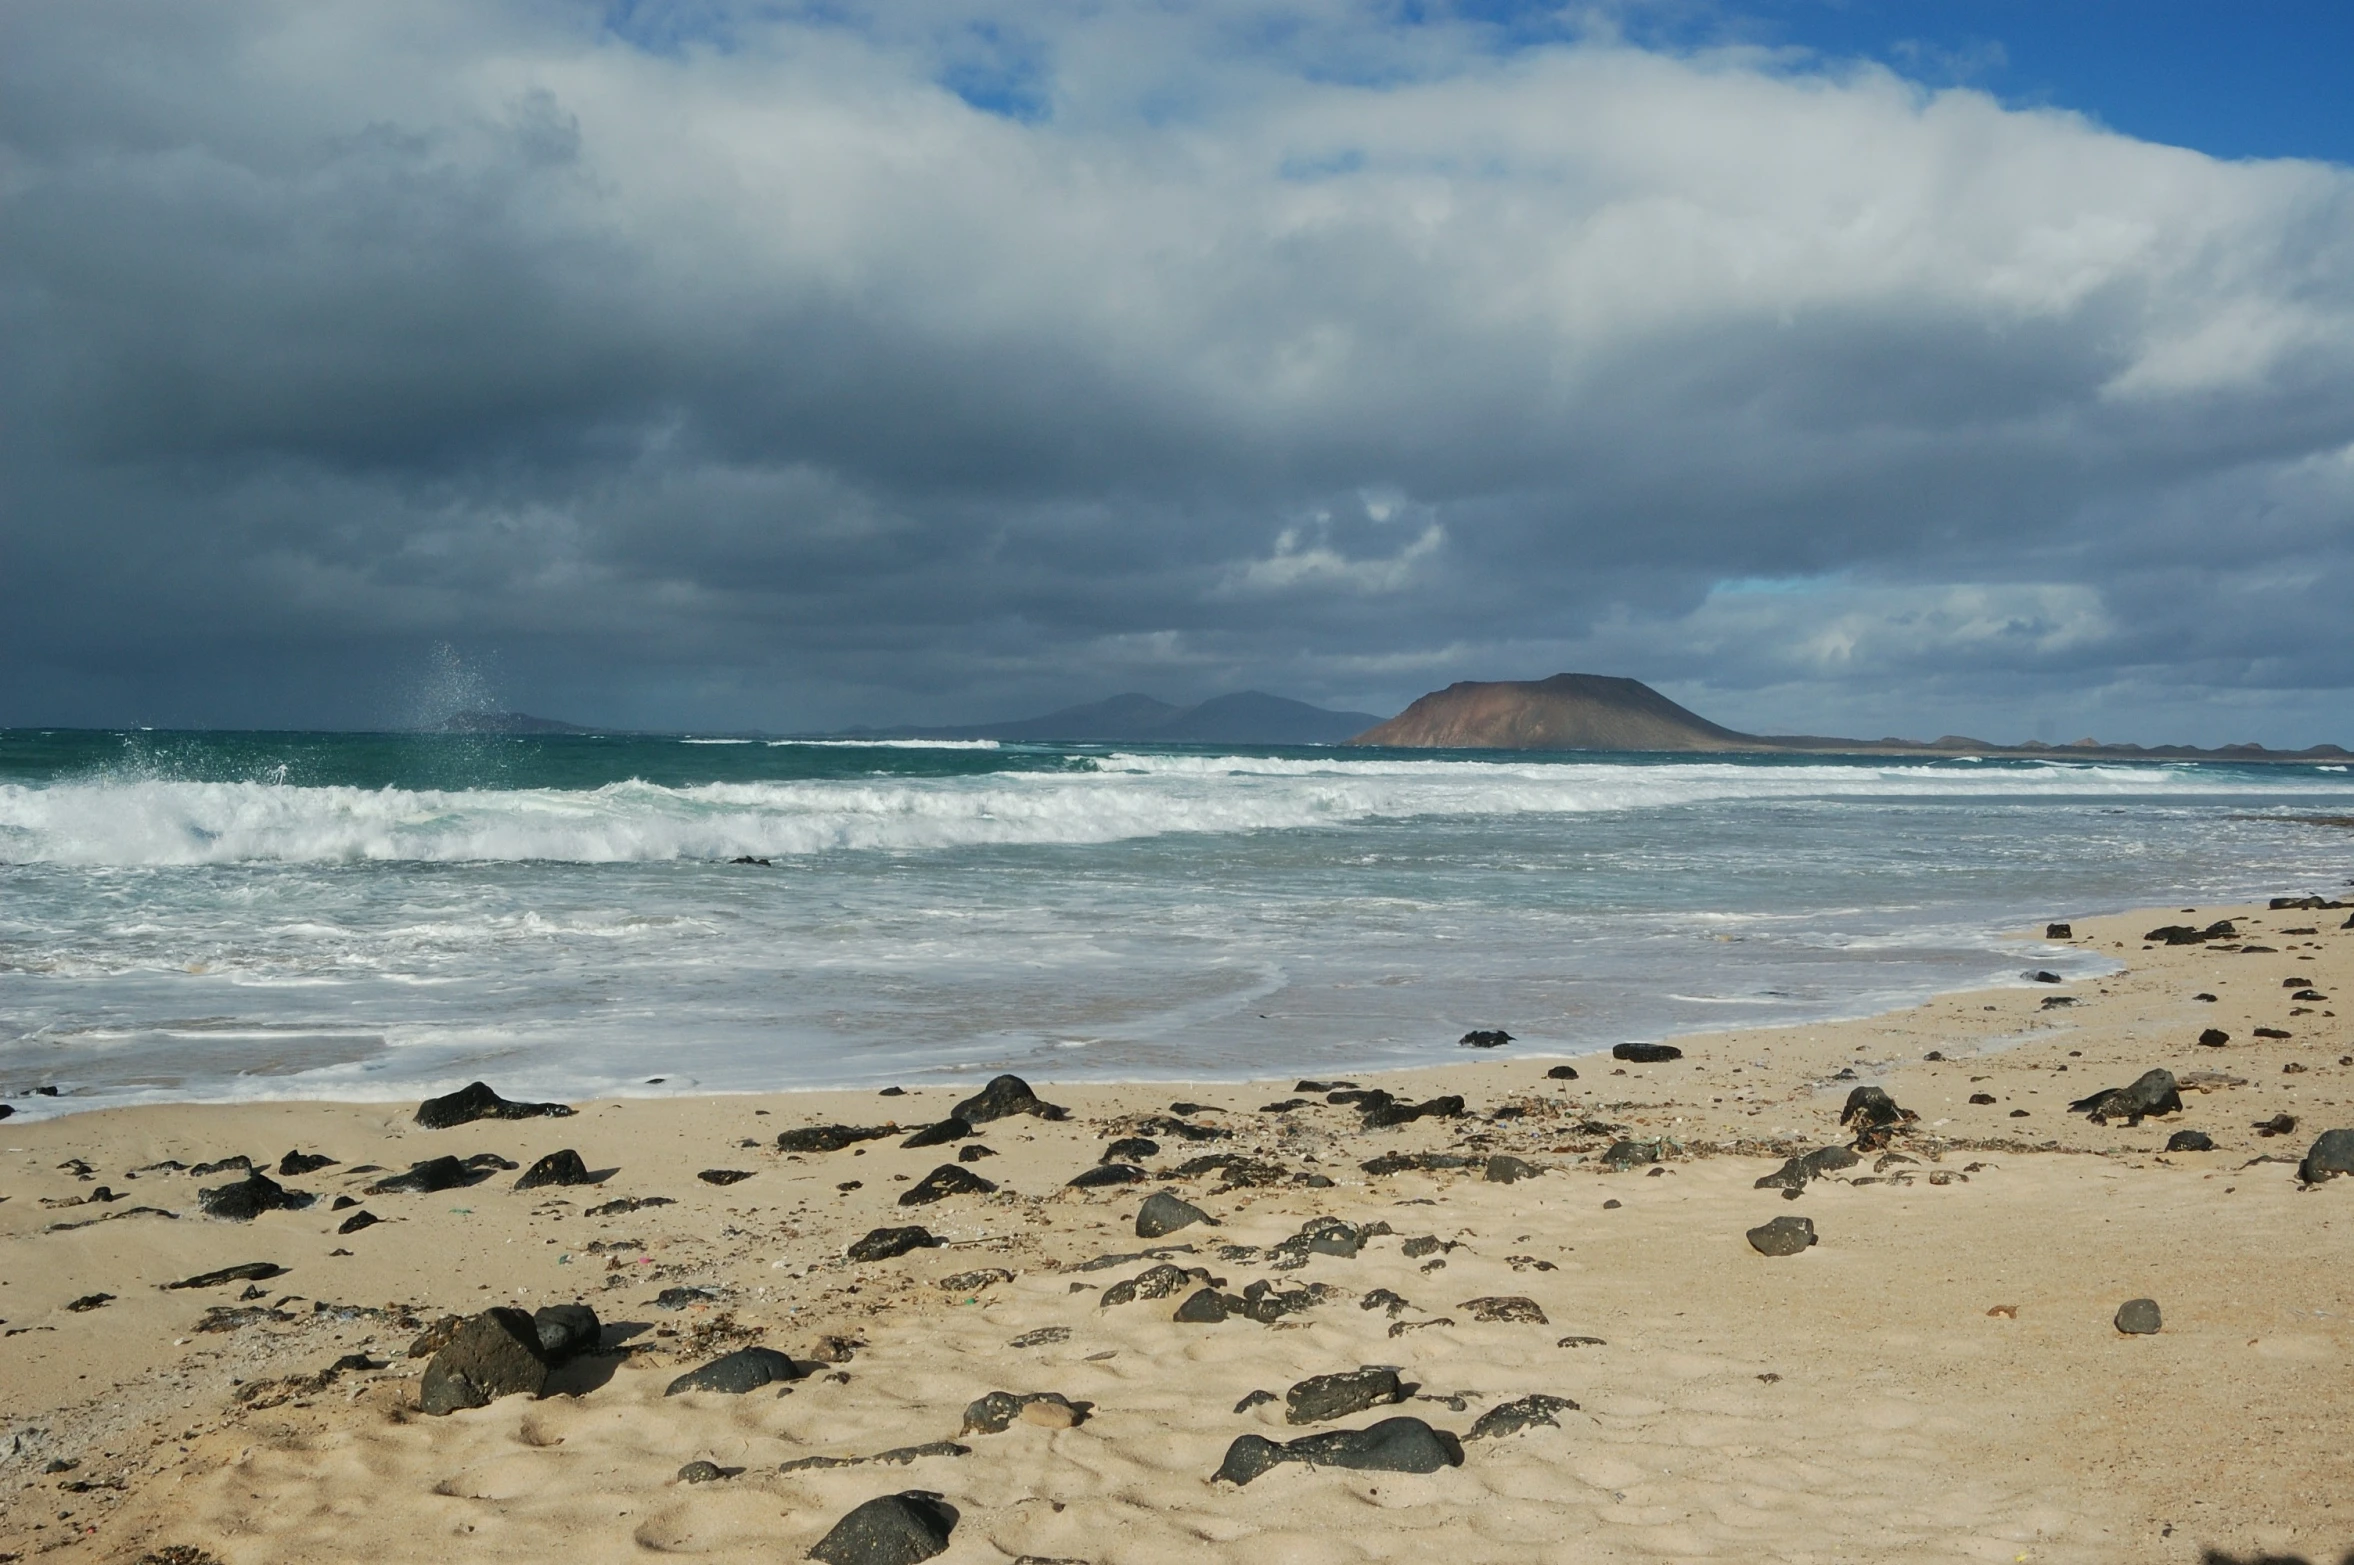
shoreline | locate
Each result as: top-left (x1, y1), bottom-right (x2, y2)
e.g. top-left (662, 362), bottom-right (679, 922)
top-left (4, 897), bottom-right (2350, 1563)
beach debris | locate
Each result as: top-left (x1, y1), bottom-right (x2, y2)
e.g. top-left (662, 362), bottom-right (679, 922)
top-left (847, 1225), bottom-right (945, 1262)
top-left (1459, 1295), bottom-right (1547, 1324)
top-left (2142, 920), bottom-right (2237, 945)
top-left (420, 1308), bottom-right (551, 1414)
top-left (1612, 1042), bottom-right (1683, 1063)
top-left (2067, 1069), bottom-right (2184, 1126)
top-left (197, 1170), bottom-right (315, 1220)
top-left (777, 1124), bottom-right (895, 1154)
top-left (1467, 1392), bottom-right (1580, 1440)
top-left (1135, 1191), bottom-right (1216, 1238)
top-left (951, 1073), bottom-right (1068, 1124)
top-left (1986, 1304), bottom-right (2018, 1318)
top-left (162, 1261), bottom-right (287, 1291)
top-left (368, 1156), bottom-right (481, 1196)
top-left (1485, 1154), bottom-right (1545, 1183)
top-left (515, 1149), bottom-right (592, 1190)
top-left (1459, 1029), bottom-right (1515, 1048)
top-left (665, 1345), bottom-right (802, 1396)
top-left (414, 1081), bottom-right (573, 1129)
top-left (960, 1390), bottom-right (1089, 1434)
top-left (1746, 1216), bottom-right (1818, 1257)
top-left (1284, 1367), bottom-right (1410, 1424)
top-left (1068, 1164), bottom-right (1149, 1188)
top-left (2114, 1298), bottom-right (2162, 1335)
top-left (1213, 1416), bottom-right (1464, 1485)
top-left (698, 1168), bottom-right (755, 1185)
top-left (898, 1117), bottom-right (971, 1149)
top-left (276, 1150), bottom-right (335, 1175)
top-left (806, 1491), bottom-right (958, 1565)
top-left (937, 1268), bottom-right (1013, 1293)
top-left (533, 1302), bottom-right (600, 1360)
top-left (2164, 1130), bottom-right (2215, 1153)
top-left (898, 1164), bottom-right (997, 1206)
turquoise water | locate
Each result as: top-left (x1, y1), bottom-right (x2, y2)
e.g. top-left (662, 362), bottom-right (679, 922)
top-left (2, 729), bottom-right (2350, 1115)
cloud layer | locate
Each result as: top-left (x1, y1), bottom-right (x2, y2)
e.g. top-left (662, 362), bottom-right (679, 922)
top-left (5, 1), bottom-right (2353, 741)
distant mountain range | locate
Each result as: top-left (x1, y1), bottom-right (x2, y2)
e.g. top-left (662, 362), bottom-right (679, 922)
top-left (1350, 673), bottom-right (2349, 760)
top-left (902, 690), bottom-right (1386, 745)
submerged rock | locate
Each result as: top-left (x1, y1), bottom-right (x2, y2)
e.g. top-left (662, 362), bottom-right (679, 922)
top-left (1458, 1029), bottom-right (1514, 1049)
top-left (1212, 1416), bottom-right (1464, 1485)
top-left (414, 1081), bottom-right (573, 1130)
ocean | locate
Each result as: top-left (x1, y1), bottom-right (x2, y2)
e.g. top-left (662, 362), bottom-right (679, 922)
top-left (2, 729), bottom-right (2350, 1117)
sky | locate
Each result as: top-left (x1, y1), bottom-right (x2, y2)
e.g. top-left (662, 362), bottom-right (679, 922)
top-left (4, 1), bottom-right (2354, 745)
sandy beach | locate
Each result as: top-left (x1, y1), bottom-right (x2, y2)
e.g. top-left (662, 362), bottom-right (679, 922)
top-left (2, 899), bottom-right (2349, 1565)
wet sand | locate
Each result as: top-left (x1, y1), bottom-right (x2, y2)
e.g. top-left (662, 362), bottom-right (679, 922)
top-left (2, 901), bottom-right (2349, 1564)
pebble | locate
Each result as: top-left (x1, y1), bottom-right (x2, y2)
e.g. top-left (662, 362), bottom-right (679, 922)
top-left (2114, 1298), bottom-right (2162, 1335)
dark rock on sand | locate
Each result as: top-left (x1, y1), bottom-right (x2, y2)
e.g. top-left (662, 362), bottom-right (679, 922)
top-left (1272, 1216), bottom-right (1366, 1262)
top-left (656, 1286), bottom-right (723, 1309)
top-left (1173, 1287), bottom-right (1240, 1323)
top-left (1460, 1296), bottom-right (1547, 1324)
top-left (1600, 1139), bottom-right (1658, 1170)
top-left (665, 1346), bottom-right (802, 1396)
top-left (164, 1261), bottom-right (287, 1290)
top-left (1213, 1416), bottom-right (1464, 1485)
top-left (276, 1150), bottom-right (336, 1176)
top-left (532, 1303), bottom-right (601, 1361)
top-left (2068, 1069), bottom-right (2184, 1126)
top-left (1459, 1030), bottom-right (1514, 1048)
top-left (847, 1226), bottom-right (943, 1262)
top-left (698, 1169), bottom-right (755, 1186)
top-left (1235, 1388), bottom-right (1278, 1412)
top-left (1970, 1092), bottom-right (1998, 1104)
top-left (1612, 1042), bottom-right (1683, 1063)
top-left (366, 1156), bottom-right (474, 1196)
top-left (1284, 1367), bottom-right (1408, 1424)
top-left (1484, 1155), bottom-right (1544, 1184)
top-left (2256, 1113), bottom-right (2299, 1137)
top-left (465, 1152), bottom-right (519, 1172)
top-left (959, 1391), bottom-right (1089, 1434)
top-left (937, 1268), bottom-right (1014, 1293)
top-left (1136, 1191), bottom-right (1215, 1238)
top-left (2143, 920), bottom-right (2235, 945)
top-left (1361, 1094), bottom-right (1466, 1128)
top-left (1545, 1065), bottom-right (1579, 1080)
top-left (1361, 1151), bottom-right (1479, 1175)
top-left (898, 1165), bottom-right (997, 1206)
top-left (1360, 1288), bottom-right (1412, 1317)
top-left (677, 1460), bottom-right (728, 1483)
top-left (1102, 1136), bottom-right (1160, 1163)
top-left (420, 1308), bottom-right (550, 1414)
top-left (2114, 1298), bottom-right (2162, 1334)
top-left (414, 1081), bottom-right (573, 1130)
top-left (1468, 1392), bottom-right (1581, 1439)
top-left (189, 1155), bottom-right (253, 1177)
top-left (1747, 1215), bottom-right (1817, 1256)
top-left (956, 1144), bottom-right (995, 1162)
top-left (2046, 923), bottom-right (2073, 938)
top-left (515, 1149), bottom-right (592, 1190)
top-left (2200, 1029), bottom-right (2231, 1047)
top-left (951, 1073), bottom-right (1067, 1124)
top-left (778, 1124), bottom-right (896, 1154)
top-left (899, 1118), bottom-right (972, 1149)
top-left (1068, 1164), bottom-right (1149, 1189)
top-left (2027, 969), bottom-right (2062, 983)
top-left (336, 1209), bottom-right (380, 1234)
top-left (2165, 1130), bottom-right (2215, 1153)
top-left (198, 1171), bottom-right (314, 1220)
top-left (2298, 1127), bottom-right (2354, 1184)
top-left (806, 1491), bottom-right (958, 1565)
top-left (1839, 1086), bottom-right (1916, 1130)
top-left (2254, 1026), bottom-right (2293, 1040)
top-left (1101, 1263), bottom-right (1212, 1306)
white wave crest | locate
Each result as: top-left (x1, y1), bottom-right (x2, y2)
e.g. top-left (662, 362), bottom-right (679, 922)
top-left (0, 756), bottom-right (2324, 867)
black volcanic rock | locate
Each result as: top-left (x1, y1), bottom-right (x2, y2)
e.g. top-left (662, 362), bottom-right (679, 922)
top-left (847, 1226), bottom-right (944, 1262)
top-left (414, 1081), bottom-right (573, 1130)
top-left (1284, 1368), bottom-right (1408, 1425)
top-left (366, 1156), bottom-right (475, 1195)
top-left (2068, 1069), bottom-right (2183, 1126)
top-left (1613, 1042), bottom-right (1683, 1064)
top-left (664, 1346), bottom-right (801, 1396)
top-left (197, 1170), bottom-right (314, 1220)
top-left (777, 1124), bottom-right (895, 1154)
top-left (420, 1308), bottom-right (549, 1414)
top-left (950, 1074), bottom-right (1067, 1124)
top-left (1135, 1192), bottom-right (1215, 1238)
top-left (898, 1165), bottom-right (997, 1206)
top-left (515, 1149), bottom-right (592, 1190)
top-left (898, 1118), bottom-right (972, 1149)
top-left (806, 1491), bottom-right (958, 1565)
top-left (2299, 1127), bottom-right (2354, 1185)
top-left (1212, 1416), bottom-right (1464, 1485)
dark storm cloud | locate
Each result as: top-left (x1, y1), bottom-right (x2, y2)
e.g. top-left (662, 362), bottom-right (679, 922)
top-left (5, 1), bottom-right (2354, 741)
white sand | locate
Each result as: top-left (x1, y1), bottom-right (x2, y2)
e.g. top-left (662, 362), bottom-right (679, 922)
top-left (2, 901), bottom-right (2349, 1564)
